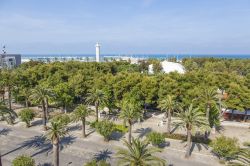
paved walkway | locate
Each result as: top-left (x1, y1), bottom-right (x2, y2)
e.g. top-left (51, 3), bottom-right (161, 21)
top-left (0, 118), bottom-right (221, 166)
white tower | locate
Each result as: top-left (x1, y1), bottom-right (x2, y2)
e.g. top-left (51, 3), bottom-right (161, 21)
top-left (95, 42), bottom-right (101, 62)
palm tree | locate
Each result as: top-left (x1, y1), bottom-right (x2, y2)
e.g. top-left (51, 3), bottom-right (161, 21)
top-left (30, 86), bottom-right (53, 130)
top-left (119, 99), bottom-right (142, 144)
top-left (0, 84), bottom-right (4, 102)
top-left (116, 138), bottom-right (166, 166)
top-left (228, 148), bottom-right (250, 166)
top-left (19, 88), bottom-right (32, 107)
top-left (46, 121), bottom-right (67, 166)
top-left (1, 70), bottom-right (15, 111)
top-left (200, 88), bottom-right (218, 123)
top-left (72, 104), bottom-right (92, 138)
top-left (86, 89), bottom-right (107, 122)
top-left (158, 95), bottom-right (178, 133)
top-left (174, 104), bottom-right (210, 158)
top-left (200, 88), bottom-right (218, 138)
top-left (0, 102), bottom-right (17, 124)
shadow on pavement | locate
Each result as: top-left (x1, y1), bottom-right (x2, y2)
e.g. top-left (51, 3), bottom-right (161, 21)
top-left (135, 127), bottom-right (152, 138)
top-left (31, 119), bottom-right (43, 127)
top-left (0, 128), bottom-right (11, 136)
top-left (159, 141), bottom-right (170, 148)
top-left (190, 142), bottom-right (209, 156)
top-left (170, 125), bottom-right (179, 134)
top-left (38, 162), bottom-right (52, 166)
top-left (94, 149), bottom-right (112, 162)
top-left (110, 131), bottom-right (124, 141)
top-left (2, 134), bottom-right (76, 157)
top-left (86, 129), bottom-right (95, 137)
top-left (67, 124), bottom-right (82, 132)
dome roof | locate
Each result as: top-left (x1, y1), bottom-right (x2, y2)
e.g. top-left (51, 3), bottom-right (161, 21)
top-left (148, 61), bottom-right (185, 74)
top-left (161, 61), bottom-right (185, 74)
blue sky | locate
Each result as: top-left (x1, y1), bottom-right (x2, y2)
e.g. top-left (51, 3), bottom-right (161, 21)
top-left (0, 0), bottom-right (250, 54)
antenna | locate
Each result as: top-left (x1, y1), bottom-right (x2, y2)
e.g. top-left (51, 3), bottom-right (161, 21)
top-left (2, 45), bottom-right (6, 54)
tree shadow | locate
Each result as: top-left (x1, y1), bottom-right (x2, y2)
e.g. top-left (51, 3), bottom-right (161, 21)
top-left (67, 124), bottom-right (81, 132)
top-left (2, 134), bottom-right (76, 157)
top-left (31, 119), bottom-right (43, 127)
top-left (170, 125), bottom-right (179, 134)
top-left (135, 127), bottom-right (152, 138)
top-left (86, 129), bottom-right (95, 137)
top-left (158, 141), bottom-right (170, 148)
top-left (93, 149), bottom-right (112, 162)
top-left (38, 163), bottom-right (52, 166)
top-left (110, 131), bottom-right (124, 141)
top-left (190, 142), bottom-right (209, 155)
top-left (0, 128), bottom-right (11, 136)
top-left (106, 115), bottom-right (119, 121)
top-left (215, 125), bottom-right (225, 134)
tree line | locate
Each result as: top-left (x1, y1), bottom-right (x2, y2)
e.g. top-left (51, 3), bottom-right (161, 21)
top-left (0, 58), bottom-right (250, 165)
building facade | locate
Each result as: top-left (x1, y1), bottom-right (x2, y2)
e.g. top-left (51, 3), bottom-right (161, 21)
top-left (0, 54), bottom-right (21, 69)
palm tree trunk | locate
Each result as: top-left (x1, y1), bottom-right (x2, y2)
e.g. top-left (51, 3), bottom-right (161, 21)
top-left (95, 102), bottom-right (99, 122)
top-left (82, 118), bottom-right (86, 138)
top-left (185, 129), bottom-right (192, 158)
top-left (167, 109), bottom-right (171, 133)
top-left (0, 91), bottom-right (4, 101)
top-left (128, 120), bottom-right (132, 144)
top-left (205, 105), bottom-right (210, 139)
top-left (42, 100), bottom-right (47, 131)
top-left (231, 109), bottom-right (234, 120)
top-left (1, 89), bottom-right (5, 101)
top-left (25, 97), bottom-right (29, 108)
top-left (53, 142), bottom-right (59, 166)
top-left (206, 105), bottom-right (210, 121)
top-left (8, 86), bottom-right (11, 110)
top-left (0, 152), bottom-right (2, 166)
top-left (45, 98), bottom-right (49, 120)
top-left (244, 109), bottom-right (247, 122)
top-left (218, 97), bottom-right (222, 118)
top-left (64, 104), bottom-right (67, 114)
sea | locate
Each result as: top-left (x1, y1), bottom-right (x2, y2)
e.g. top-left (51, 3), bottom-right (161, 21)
top-left (21, 54), bottom-right (250, 62)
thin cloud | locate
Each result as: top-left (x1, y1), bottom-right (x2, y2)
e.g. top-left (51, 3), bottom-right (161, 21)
top-left (142, 0), bottom-right (155, 7)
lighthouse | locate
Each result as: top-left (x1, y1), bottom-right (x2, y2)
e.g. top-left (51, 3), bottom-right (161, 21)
top-left (95, 42), bottom-right (101, 62)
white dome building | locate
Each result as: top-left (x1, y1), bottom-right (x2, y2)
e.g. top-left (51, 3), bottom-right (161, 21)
top-left (149, 60), bottom-right (185, 74)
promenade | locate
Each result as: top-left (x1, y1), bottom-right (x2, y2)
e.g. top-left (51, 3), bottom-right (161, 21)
top-left (0, 116), bottom-right (223, 166)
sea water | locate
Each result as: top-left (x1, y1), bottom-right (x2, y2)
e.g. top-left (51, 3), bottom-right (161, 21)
top-left (21, 54), bottom-right (250, 61)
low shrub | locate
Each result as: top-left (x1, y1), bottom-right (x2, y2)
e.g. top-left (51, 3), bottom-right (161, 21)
top-left (12, 155), bottom-right (35, 166)
top-left (243, 141), bottom-right (250, 147)
top-left (114, 124), bottom-right (128, 133)
top-left (211, 136), bottom-right (240, 160)
top-left (51, 114), bottom-right (71, 126)
top-left (89, 121), bottom-right (98, 128)
top-left (164, 133), bottom-right (211, 144)
top-left (84, 160), bottom-right (111, 166)
top-left (18, 109), bottom-right (35, 127)
top-left (164, 133), bottom-right (186, 140)
top-left (95, 120), bottom-right (115, 141)
top-left (146, 131), bottom-right (165, 147)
